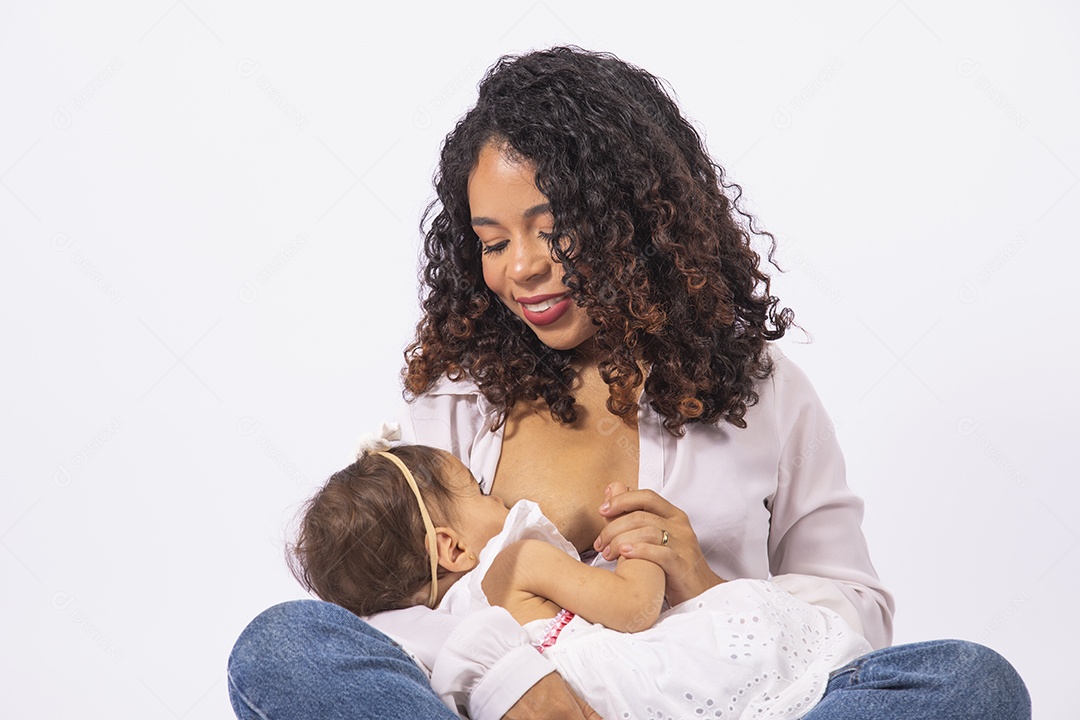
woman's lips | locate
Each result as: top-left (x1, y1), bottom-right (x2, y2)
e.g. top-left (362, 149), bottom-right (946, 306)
top-left (517, 292), bottom-right (573, 326)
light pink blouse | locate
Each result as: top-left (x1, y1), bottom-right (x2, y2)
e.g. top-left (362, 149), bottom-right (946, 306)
top-left (368, 347), bottom-right (894, 719)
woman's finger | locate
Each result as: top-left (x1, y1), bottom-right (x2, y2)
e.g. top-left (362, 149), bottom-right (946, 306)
top-left (601, 524), bottom-right (674, 562)
top-left (593, 509), bottom-right (665, 552)
top-left (592, 490), bottom-right (724, 604)
top-left (605, 481), bottom-right (630, 499)
top-left (598, 488), bottom-right (678, 519)
top-left (617, 537), bottom-right (672, 567)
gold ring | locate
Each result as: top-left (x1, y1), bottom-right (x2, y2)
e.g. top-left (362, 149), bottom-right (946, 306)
top-left (661, 529), bottom-right (669, 546)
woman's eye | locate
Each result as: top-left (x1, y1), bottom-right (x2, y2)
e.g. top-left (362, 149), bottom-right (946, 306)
top-left (481, 240), bottom-right (508, 256)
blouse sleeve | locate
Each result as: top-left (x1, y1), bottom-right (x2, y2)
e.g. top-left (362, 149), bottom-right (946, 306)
top-left (765, 353), bottom-right (896, 649)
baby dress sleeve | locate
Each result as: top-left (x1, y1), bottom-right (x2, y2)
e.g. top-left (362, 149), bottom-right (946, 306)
top-left (431, 608), bottom-right (557, 719)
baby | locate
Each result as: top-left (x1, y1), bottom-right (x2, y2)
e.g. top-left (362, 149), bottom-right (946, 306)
top-left (290, 427), bottom-right (871, 719)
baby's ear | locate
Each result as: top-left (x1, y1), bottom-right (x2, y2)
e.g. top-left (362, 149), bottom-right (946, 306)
top-left (434, 527), bottom-right (478, 572)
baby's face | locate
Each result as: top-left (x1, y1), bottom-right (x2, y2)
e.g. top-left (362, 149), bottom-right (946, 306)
top-left (439, 452), bottom-right (510, 553)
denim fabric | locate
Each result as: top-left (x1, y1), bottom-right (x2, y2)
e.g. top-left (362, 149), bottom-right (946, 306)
top-left (227, 600), bottom-right (459, 720)
top-left (804, 639), bottom-right (1031, 720)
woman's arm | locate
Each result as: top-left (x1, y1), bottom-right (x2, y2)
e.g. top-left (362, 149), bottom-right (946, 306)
top-left (590, 352), bottom-right (894, 647)
top-left (763, 353), bottom-right (895, 648)
top-left (482, 538), bottom-right (666, 633)
top-left (501, 674), bottom-right (602, 720)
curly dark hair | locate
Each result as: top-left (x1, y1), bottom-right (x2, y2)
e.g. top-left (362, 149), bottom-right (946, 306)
top-left (404, 46), bottom-right (793, 435)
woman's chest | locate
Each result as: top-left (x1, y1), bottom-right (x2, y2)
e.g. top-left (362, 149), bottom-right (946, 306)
top-left (491, 401), bottom-right (640, 552)
top-left (483, 394), bottom-right (782, 577)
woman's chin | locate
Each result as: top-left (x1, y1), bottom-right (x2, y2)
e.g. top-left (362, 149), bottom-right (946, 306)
top-left (532, 324), bottom-right (599, 354)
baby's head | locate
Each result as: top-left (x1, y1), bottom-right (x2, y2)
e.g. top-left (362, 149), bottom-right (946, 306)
top-left (290, 443), bottom-right (508, 616)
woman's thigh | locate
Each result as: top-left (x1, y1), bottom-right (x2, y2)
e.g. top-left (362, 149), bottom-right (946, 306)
top-left (804, 638), bottom-right (1030, 720)
top-left (227, 599), bottom-right (459, 720)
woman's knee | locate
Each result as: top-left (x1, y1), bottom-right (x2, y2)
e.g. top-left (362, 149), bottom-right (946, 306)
top-left (939, 640), bottom-right (1030, 717)
top-left (820, 639), bottom-right (1030, 720)
top-left (227, 599), bottom-right (433, 719)
top-left (881, 639), bottom-right (1030, 718)
top-left (230, 598), bottom-right (413, 673)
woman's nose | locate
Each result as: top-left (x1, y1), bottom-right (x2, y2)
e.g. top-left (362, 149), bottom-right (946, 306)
top-left (506, 234), bottom-right (552, 283)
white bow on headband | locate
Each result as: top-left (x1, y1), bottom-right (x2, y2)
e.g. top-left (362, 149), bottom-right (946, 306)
top-left (355, 421), bottom-right (402, 458)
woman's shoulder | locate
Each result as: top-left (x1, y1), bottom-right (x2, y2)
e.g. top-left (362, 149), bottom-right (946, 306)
top-left (764, 344), bottom-right (819, 397)
top-left (758, 343), bottom-right (837, 440)
top-left (674, 345), bottom-right (829, 441)
top-left (401, 373), bottom-right (501, 472)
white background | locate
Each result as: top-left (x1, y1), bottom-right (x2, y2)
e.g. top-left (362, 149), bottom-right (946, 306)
top-left (2, 1), bottom-right (1076, 717)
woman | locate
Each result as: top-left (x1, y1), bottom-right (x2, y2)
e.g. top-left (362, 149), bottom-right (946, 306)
top-left (228, 47), bottom-right (1029, 719)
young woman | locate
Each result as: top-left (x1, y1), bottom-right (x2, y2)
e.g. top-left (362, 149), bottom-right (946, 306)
top-left (228, 47), bottom-right (1029, 720)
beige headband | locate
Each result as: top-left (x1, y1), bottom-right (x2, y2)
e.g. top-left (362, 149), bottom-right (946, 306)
top-left (376, 450), bottom-right (439, 609)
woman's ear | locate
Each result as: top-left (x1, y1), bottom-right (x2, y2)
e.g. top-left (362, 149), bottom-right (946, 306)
top-left (434, 527), bottom-right (479, 572)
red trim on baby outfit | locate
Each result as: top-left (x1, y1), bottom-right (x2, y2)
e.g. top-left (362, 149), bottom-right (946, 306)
top-left (534, 609), bottom-right (575, 653)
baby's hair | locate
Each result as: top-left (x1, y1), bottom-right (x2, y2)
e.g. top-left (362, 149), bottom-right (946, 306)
top-left (289, 445), bottom-right (458, 616)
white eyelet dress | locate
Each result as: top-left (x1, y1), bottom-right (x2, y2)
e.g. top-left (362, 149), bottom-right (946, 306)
top-left (437, 500), bottom-right (873, 720)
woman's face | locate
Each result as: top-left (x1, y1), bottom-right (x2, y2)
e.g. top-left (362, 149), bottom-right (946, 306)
top-left (468, 142), bottom-right (598, 352)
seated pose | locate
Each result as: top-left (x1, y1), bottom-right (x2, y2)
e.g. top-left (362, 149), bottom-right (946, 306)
top-left (291, 427), bottom-right (875, 720)
top-left (228, 47), bottom-right (1030, 719)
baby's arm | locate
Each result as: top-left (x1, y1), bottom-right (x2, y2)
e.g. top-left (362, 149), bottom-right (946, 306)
top-left (482, 539), bottom-right (665, 633)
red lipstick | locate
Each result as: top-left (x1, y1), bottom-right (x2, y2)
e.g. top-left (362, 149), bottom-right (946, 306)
top-left (517, 292), bottom-right (573, 326)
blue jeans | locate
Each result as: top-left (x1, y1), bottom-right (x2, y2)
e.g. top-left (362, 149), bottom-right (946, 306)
top-left (228, 600), bottom-right (1030, 720)
top-left (228, 600), bottom-right (458, 719)
top-left (805, 639), bottom-right (1030, 719)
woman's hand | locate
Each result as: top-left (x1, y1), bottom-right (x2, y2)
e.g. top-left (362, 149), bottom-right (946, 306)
top-left (501, 672), bottom-right (602, 719)
top-left (593, 485), bottom-right (724, 606)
